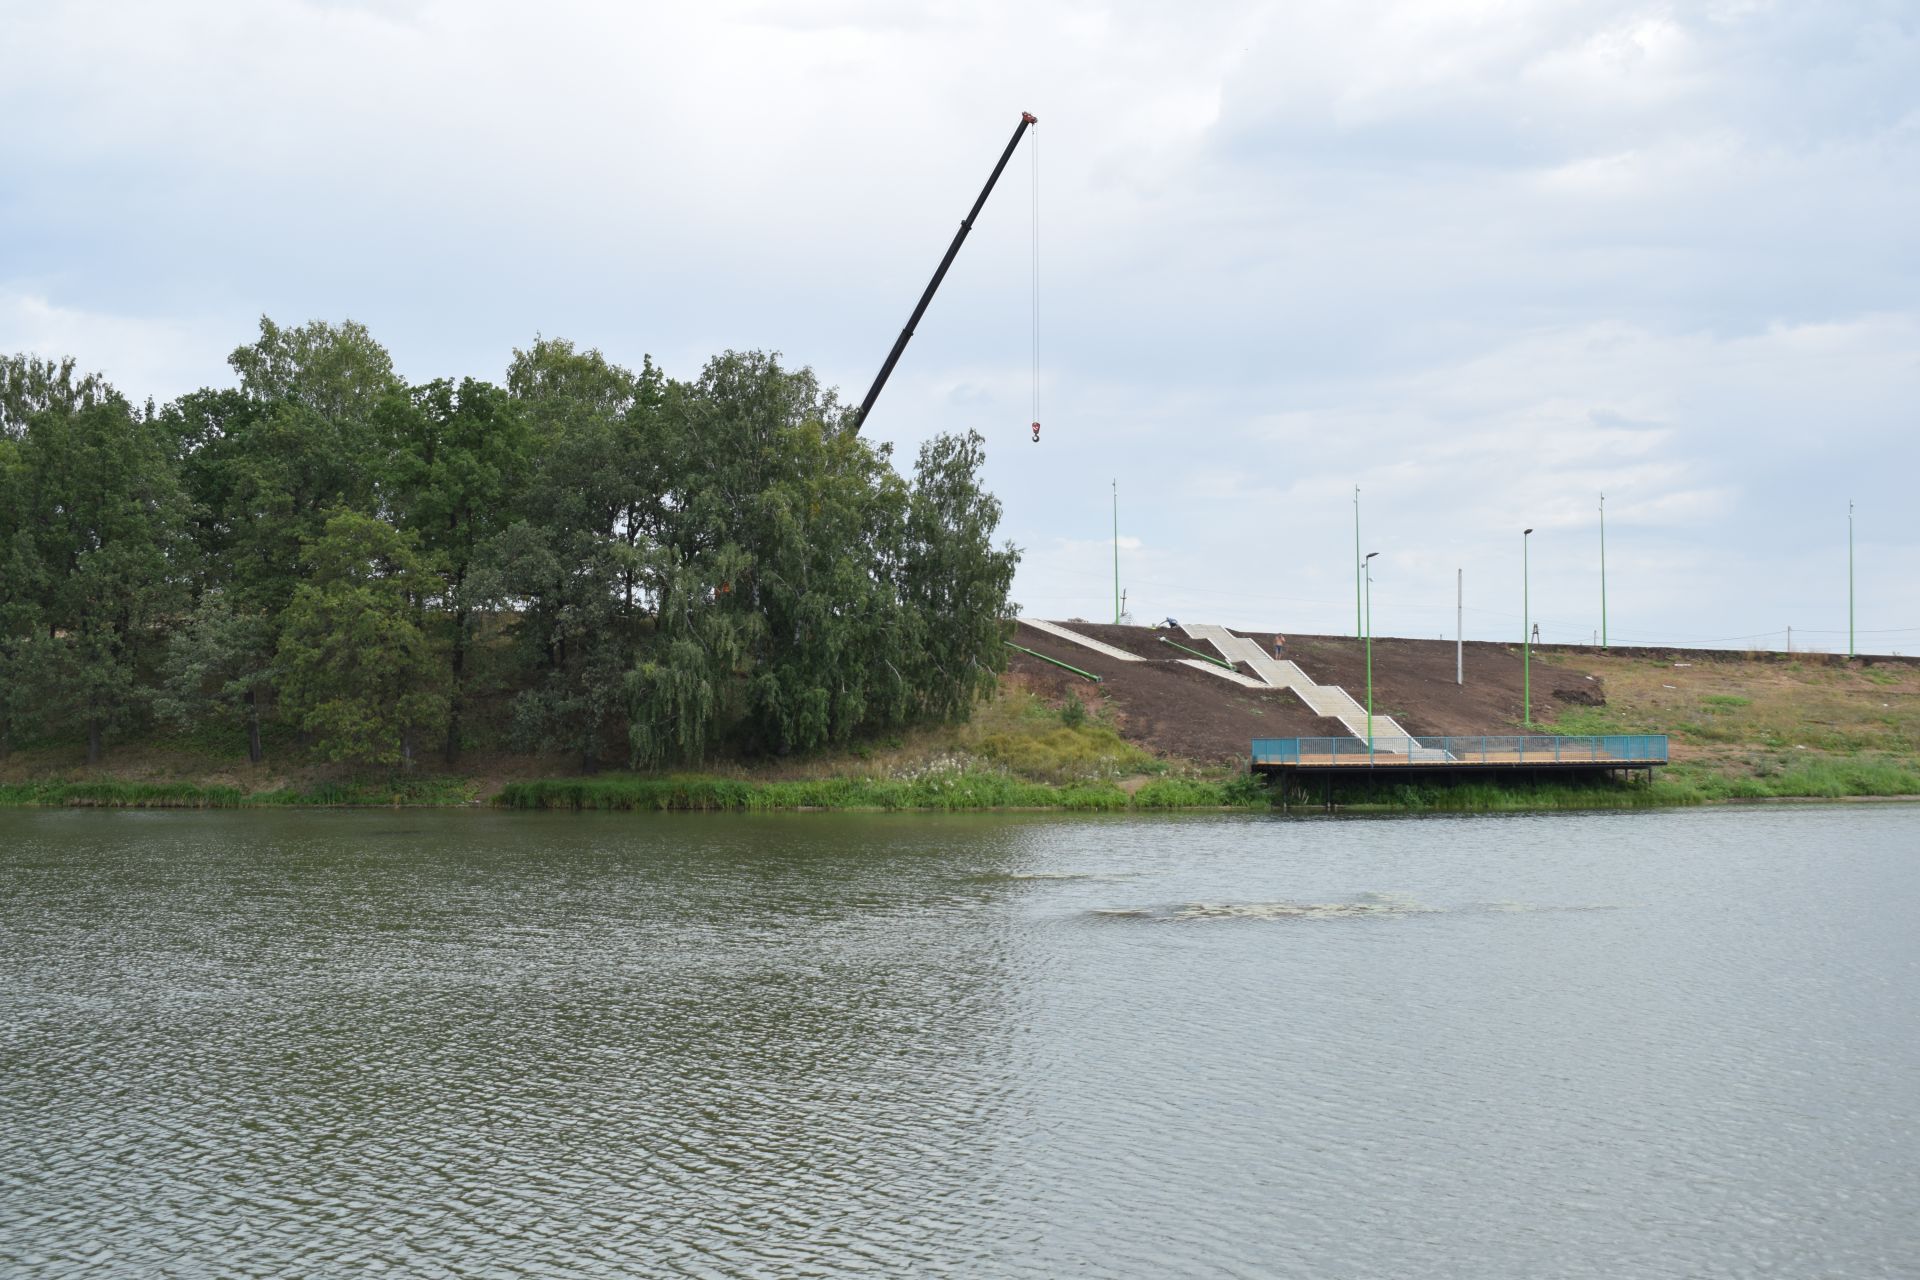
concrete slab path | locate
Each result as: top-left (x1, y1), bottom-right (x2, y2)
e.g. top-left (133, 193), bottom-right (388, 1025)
top-left (1022, 619), bottom-right (1143, 663)
top-left (1180, 623), bottom-right (1426, 751)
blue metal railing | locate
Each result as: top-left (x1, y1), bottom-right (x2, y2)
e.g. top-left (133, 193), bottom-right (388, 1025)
top-left (1250, 735), bottom-right (1669, 767)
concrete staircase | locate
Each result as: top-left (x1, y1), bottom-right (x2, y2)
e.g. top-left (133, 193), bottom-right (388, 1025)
top-left (1021, 619), bottom-right (1142, 663)
top-left (1180, 623), bottom-right (1436, 755)
top-left (1021, 618), bottom-right (1446, 758)
top-left (1022, 619), bottom-right (1287, 692)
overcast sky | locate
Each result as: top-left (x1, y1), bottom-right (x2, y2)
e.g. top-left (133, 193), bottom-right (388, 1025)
top-left (4, 0), bottom-right (1916, 651)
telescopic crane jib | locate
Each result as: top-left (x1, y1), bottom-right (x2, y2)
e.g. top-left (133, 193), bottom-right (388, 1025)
top-left (853, 111), bottom-right (1038, 435)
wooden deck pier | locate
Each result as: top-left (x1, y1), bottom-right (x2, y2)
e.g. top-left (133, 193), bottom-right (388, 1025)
top-left (1251, 734), bottom-right (1669, 781)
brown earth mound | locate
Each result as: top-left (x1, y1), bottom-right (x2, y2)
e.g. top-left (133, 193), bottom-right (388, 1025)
top-left (1005, 622), bottom-right (1344, 766)
top-left (1004, 620), bottom-right (1598, 764)
top-left (1224, 628), bottom-right (1595, 738)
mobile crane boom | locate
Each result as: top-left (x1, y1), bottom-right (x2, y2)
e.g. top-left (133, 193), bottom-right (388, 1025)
top-left (853, 111), bottom-right (1037, 432)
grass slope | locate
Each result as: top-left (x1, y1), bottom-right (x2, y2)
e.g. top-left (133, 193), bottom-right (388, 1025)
top-left (2, 653), bottom-right (1916, 812)
top-left (1543, 648), bottom-right (1920, 801)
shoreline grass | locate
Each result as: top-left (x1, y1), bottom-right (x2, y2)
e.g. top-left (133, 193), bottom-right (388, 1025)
top-left (494, 772), bottom-right (1275, 812)
top-left (0, 778), bottom-right (479, 809)
top-left (5, 761), bottom-right (1916, 814)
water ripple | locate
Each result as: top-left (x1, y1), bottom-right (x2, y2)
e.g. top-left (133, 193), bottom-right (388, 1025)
top-left (3, 807), bottom-right (1918, 1277)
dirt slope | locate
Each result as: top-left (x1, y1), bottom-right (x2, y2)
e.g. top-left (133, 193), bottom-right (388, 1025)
top-left (1007, 620), bottom-right (1597, 763)
top-left (1005, 622), bottom-right (1344, 766)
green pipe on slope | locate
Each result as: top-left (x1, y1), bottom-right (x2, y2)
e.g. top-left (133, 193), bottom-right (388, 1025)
top-left (1004, 641), bottom-right (1102, 683)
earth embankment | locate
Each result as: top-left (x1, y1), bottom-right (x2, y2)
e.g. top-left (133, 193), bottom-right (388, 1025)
top-left (1008, 620), bottom-right (1920, 797)
top-left (1006, 619), bottom-right (1594, 764)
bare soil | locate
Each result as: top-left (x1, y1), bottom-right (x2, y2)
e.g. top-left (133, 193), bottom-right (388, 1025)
top-left (1007, 620), bottom-right (1598, 764)
top-left (1006, 622), bottom-right (1345, 766)
top-left (1227, 628), bottom-right (1597, 738)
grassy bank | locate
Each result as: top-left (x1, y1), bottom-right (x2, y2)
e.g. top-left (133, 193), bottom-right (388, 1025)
top-left (0, 772), bottom-right (1267, 812)
top-left (5, 765), bottom-right (1914, 814)
top-left (497, 772), bottom-right (1269, 812)
top-left (3, 656), bottom-right (1916, 814)
top-left (1540, 649), bottom-right (1920, 804)
top-left (0, 778), bottom-right (480, 809)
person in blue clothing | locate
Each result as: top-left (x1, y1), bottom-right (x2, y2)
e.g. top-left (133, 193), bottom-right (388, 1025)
top-left (1273, 633), bottom-right (1286, 659)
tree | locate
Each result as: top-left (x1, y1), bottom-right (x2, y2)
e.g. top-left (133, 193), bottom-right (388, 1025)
top-left (151, 321), bottom-right (399, 755)
top-left (630, 351), bottom-right (914, 764)
top-left (1, 354), bottom-right (114, 440)
top-left (482, 339), bottom-right (666, 771)
top-left (376, 378), bottom-right (530, 762)
top-left (158, 591), bottom-right (276, 764)
top-left (0, 428), bottom-right (41, 759)
top-left (901, 430), bottom-right (1021, 722)
top-left (276, 512), bottom-right (448, 768)
top-left (226, 316), bottom-right (400, 425)
top-left (1, 329), bottom-right (1021, 774)
top-left (7, 386), bottom-right (190, 762)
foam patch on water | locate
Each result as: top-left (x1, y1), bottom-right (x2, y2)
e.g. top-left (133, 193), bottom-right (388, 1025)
top-left (1093, 892), bottom-right (1438, 922)
top-left (980, 870), bottom-right (1142, 883)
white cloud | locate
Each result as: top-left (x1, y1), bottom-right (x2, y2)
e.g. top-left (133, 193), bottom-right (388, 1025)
top-left (0, 292), bottom-right (237, 404)
top-left (2, 0), bottom-right (1916, 649)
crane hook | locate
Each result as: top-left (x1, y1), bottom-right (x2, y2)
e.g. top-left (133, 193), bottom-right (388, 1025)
top-left (1031, 421), bottom-right (1041, 444)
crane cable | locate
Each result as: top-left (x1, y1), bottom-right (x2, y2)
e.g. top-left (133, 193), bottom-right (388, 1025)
top-left (1030, 120), bottom-right (1040, 444)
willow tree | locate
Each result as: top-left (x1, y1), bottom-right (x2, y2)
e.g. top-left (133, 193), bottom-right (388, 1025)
top-left (625, 351), bottom-right (1017, 766)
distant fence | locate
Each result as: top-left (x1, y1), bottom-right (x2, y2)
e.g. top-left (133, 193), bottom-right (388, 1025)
top-left (1251, 735), bottom-right (1669, 767)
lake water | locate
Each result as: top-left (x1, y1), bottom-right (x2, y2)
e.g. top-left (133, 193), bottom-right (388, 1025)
top-left (2, 805), bottom-right (1916, 1278)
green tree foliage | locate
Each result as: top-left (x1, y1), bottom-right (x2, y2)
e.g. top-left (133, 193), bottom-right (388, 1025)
top-left (902, 429), bottom-right (1020, 721)
top-left (1, 355), bottom-right (114, 439)
top-left (376, 377), bottom-right (530, 762)
top-left (3, 381), bottom-right (189, 761)
top-left (176, 318), bottom-right (394, 612)
top-left (0, 426), bottom-right (39, 760)
top-left (630, 351), bottom-right (896, 764)
top-left (624, 352), bottom-right (1019, 766)
top-left (155, 320), bottom-right (401, 761)
top-left (1, 322), bottom-right (1019, 771)
top-left (226, 316), bottom-right (400, 424)
top-left (158, 591), bottom-right (276, 764)
top-left (484, 339), bottom-right (665, 771)
top-left (276, 512), bottom-right (448, 768)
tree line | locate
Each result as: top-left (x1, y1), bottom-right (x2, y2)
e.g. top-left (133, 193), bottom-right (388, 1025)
top-left (0, 319), bottom-right (1020, 770)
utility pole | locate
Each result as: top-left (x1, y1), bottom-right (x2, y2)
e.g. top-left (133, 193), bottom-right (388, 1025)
top-left (1848, 500), bottom-right (1855, 659)
top-left (1364, 552), bottom-right (1379, 760)
top-left (1599, 493), bottom-right (1608, 648)
top-left (1456, 568), bottom-right (1463, 685)
top-left (1353, 486), bottom-right (1362, 639)
top-left (1112, 479), bottom-right (1120, 626)
top-left (1522, 527), bottom-right (1534, 730)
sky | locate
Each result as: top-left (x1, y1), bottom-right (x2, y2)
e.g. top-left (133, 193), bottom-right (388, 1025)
top-left (4, 0), bottom-right (1916, 652)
